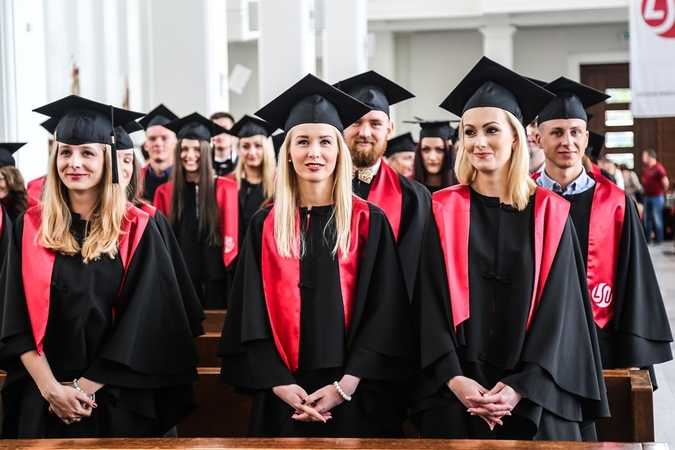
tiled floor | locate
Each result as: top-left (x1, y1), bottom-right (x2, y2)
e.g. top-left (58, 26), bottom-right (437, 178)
top-left (649, 243), bottom-right (675, 447)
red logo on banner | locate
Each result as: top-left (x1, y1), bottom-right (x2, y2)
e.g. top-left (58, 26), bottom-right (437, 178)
top-left (642, 0), bottom-right (675, 37)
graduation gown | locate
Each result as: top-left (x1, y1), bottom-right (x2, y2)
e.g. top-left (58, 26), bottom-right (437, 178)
top-left (238, 178), bottom-right (267, 237)
top-left (562, 174), bottom-right (673, 380)
top-left (0, 206), bottom-right (10, 270)
top-left (411, 186), bottom-right (609, 441)
top-left (139, 204), bottom-right (205, 337)
top-left (218, 198), bottom-right (417, 437)
top-left (141, 165), bottom-right (170, 204)
top-left (153, 177), bottom-right (239, 309)
top-left (352, 160), bottom-right (431, 300)
top-left (26, 176), bottom-right (45, 209)
top-left (0, 207), bottom-right (199, 438)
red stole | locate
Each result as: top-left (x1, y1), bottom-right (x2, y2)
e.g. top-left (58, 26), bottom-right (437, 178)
top-left (22, 204), bottom-right (150, 354)
top-left (152, 178), bottom-right (239, 266)
top-left (586, 173), bottom-right (625, 328)
top-left (590, 162), bottom-right (602, 175)
top-left (26, 176), bottom-right (46, 208)
top-left (260, 197), bottom-right (370, 372)
top-left (368, 161), bottom-right (403, 240)
top-left (139, 203), bottom-right (158, 218)
top-left (432, 185), bottom-right (569, 331)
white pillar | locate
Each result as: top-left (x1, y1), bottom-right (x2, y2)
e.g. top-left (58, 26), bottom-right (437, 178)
top-left (479, 24), bottom-right (517, 69)
top-left (204, 0), bottom-right (230, 115)
top-left (321, 0), bottom-right (367, 83)
top-left (258, 0), bottom-right (315, 105)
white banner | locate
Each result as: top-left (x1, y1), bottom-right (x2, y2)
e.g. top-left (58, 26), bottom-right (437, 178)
top-left (630, 0), bottom-right (675, 118)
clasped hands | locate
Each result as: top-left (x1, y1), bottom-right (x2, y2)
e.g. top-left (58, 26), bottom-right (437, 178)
top-left (272, 375), bottom-right (359, 423)
top-left (447, 376), bottom-right (522, 430)
top-left (45, 379), bottom-right (98, 425)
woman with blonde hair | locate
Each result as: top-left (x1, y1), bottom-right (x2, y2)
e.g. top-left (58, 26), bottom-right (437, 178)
top-left (411, 58), bottom-right (608, 440)
top-left (0, 96), bottom-right (199, 438)
top-left (226, 115), bottom-right (277, 232)
top-left (218, 74), bottom-right (416, 437)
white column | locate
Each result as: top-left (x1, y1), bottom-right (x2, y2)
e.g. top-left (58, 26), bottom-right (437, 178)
top-left (479, 24), bottom-right (517, 69)
top-left (204, 0), bottom-right (230, 115)
top-left (258, 0), bottom-right (315, 105)
top-left (321, 0), bottom-right (367, 83)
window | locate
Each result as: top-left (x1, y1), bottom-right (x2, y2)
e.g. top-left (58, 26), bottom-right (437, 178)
top-left (605, 132), bottom-right (634, 148)
top-left (605, 110), bottom-right (634, 127)
top-left (605, 88), bottom-right (632, 104)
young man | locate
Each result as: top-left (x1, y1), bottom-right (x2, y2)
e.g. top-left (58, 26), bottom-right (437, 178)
top-left (641, 148), bottom-right (669, 244)
top-left (210, 112), bottom-right (237, 176)
top-left (139, 104), bottom-right (179, 202)
top-left (534, 77), bottom-right (672, 384)
top-left (335, 71), bottom-right (431, 301)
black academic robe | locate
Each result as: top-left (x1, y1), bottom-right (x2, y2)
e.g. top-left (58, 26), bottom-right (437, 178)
top-left (563, 185), bottom-right (673, 381)
top-left (214, 158), bottom-right (236, 177)
top-left (353, 160), bottom-right (431, 301)
top-left (0, 211), bottom-right (199, 438)
top-left (411, 187), bottom-right (609, 441)
top-left (0, 206), bottom-right (10, 268)
top-left (141, 165), bottom-right (171, 204)
top-left (239, 178), bottom-right (267, 237)
top-left (218, 199), bottom-right (417, 437)
top-left (140, 205), bottom-right (205, 337)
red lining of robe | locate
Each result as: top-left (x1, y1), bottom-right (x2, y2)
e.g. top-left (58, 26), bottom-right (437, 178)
top-left (22, 204), bottom-right (150, 354)
top-left (432, 185), bottom-right (569, 331)
top-left (152, 177), bottom-right (239, 266)
top-left (367, 160), bottom-right (403, 240)
top-left (260, 198), bottom-right (370, 372)
top-left (26, 176), bottom-right (46, 208)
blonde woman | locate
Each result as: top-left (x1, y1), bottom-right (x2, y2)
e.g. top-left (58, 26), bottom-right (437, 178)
top-left (411, 58), bottom-right (609, 440)
top-left (226, 115), bottom-right (277, 232)
top-left (218, 75), bottom-right (416, 437)
top-left (0, 96), bottom-right (199, 438)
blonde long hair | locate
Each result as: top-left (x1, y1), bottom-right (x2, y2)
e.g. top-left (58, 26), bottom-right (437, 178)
top-left (274, 125), bottom-right (353, 259)
top-left (233, 135), bottom-right (276, 200)
top-left (454, 109), bottom-right (535, 211)
top-left (39, 143), bottom-right (127, 262)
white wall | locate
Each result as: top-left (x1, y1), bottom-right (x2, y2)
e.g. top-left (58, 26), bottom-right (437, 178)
top-left (228, 40), bottom-right (259, 120)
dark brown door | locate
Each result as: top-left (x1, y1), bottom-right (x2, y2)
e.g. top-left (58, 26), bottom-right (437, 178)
top-left (581, 63), bottom-right (675, 184)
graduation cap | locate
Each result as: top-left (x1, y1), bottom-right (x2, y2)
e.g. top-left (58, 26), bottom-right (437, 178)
top-left (585, 130), bottom-right (605, 159)
top-left (138, 104), bottom-right (179, 130)
top-left (439, 57), bottom-right (555, 126)
top-left (0, 143), bottom-right (26, 168)
top-left (525, 77), bottom-right (548, 87)
top-left (115, 121), bottom-right (144, 151)
top-left (405, 118), bottom-right (454, 141)
top-left (164, 113), bottom-right (227, 142)
top-left (537, 77), bottom-right (610, 125)
top-left (40, 118), bottom-right (60, 135)
top-left (385, 133), bottom-right (416, 158)
top-left (255, 74), bottom-right (372, 133)
top-left (226, 115), bottom-right (278, 139)
top-left (33, 95), bottom-right (145, 183)
top-left (334, 70), bottom-right (414, 117)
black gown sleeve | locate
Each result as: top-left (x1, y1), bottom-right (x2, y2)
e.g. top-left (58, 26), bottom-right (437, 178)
top-left (344, 204), bottom-right (417, 380)
top-left (218, 208), bottom-right (296, 389)
top-left (152, 210), bottom-right (205, 337)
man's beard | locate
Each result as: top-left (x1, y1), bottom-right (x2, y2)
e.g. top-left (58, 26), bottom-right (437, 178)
top-left (349, 138), bottom-right (387, 168)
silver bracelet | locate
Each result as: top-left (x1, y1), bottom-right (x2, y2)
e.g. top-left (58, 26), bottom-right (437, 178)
top-left (72, 379), bottom-right (95, 401)
top-left (333, 381), bottom-right (352, 402)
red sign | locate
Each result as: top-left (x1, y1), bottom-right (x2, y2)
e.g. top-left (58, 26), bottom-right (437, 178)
top-left (642, 0), bottom-right (675, 38)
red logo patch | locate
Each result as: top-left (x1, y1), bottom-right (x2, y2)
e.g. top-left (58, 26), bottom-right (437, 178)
top-left (642, 0), bottom-right (675, 38)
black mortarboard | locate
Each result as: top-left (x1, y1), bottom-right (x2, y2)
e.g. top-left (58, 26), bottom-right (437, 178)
top-left (525, 77), bottom-right (548, 87)
top-left (0, 143), bottom-right (26, 168)
top-left (40, 118), bottom-right (60, 135)
top-left (255, 74), bottom-right (371, 133)
top-left (439, 57), bottom-right (555, 126)
top-left (138, 104), bottom-right (179, 130)
top-left (585, 130), bottom-right (605, 159)
top-left (405, 119), bottom-right (454, 141)
top-left (115, 121), bottom-right (144, 150)
top-left (272, 132), bottom-right (286, 159)
top-left (164, 113), bottom-right (227, 142)
top-left (385, 133), bottom-right (416, 158)
top-left (334, 70), bottom-right (414, 116)
top-left (33, 95), bottom-right (145, 183)
top-left (537, 77), bottom-right (610, 125)
top-left (227, 115), bottom-right (278, 139)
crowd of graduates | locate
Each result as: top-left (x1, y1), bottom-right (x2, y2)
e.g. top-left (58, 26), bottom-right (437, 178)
top-left (0, 56), bottom-right (671, 441)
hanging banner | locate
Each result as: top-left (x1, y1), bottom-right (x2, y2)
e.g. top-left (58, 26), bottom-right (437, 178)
top-left (630, 0), bottom-right (675, 117)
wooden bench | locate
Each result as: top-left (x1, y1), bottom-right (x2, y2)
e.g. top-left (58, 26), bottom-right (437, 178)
top-left (203, 310), bottom-right (226, 334)
top-left (0, 369), bottom-right (657, 443)
top-left (0, 437), bottom-right (666, 449)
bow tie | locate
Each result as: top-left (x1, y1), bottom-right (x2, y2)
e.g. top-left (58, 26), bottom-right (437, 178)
top-left (353, 168), bottom-right (375, 184)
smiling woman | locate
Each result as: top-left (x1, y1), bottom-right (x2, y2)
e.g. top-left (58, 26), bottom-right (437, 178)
top-left (218, 74), bottom-right (417, 438)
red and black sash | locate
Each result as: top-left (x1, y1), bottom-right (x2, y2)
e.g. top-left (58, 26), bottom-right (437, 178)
top-left (260, 197), bottom-right (370, 372)
top-left (152, 178), bottom-right (239, 267)
top-left (586, 173), bottom-right (625, 328)
top-left (26, 176), bottom-right (46, 208)
top-left (22, 204), bottom-right (150, 354)
top-left (368, 160), bottom-right (403, 241)
top-left (139, 203), bottom-right (157, 218)
top-left (432, 185), bottom-right (569, 331)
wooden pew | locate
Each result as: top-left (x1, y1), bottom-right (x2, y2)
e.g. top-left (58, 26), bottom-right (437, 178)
top-left (203, 310), bottom-right (226, 334)
top-left (0, 437), bottom-right (666, 449)
top-left (196, 333), bottom-right (222, 367)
